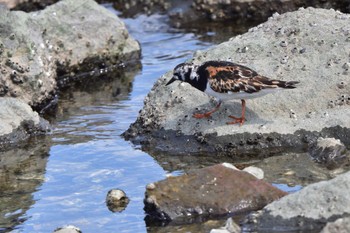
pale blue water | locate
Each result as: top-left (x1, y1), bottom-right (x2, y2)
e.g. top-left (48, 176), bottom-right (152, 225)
top-left (6, 8), bottom-right (215, 233)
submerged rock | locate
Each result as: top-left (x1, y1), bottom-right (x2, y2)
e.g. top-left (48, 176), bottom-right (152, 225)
top-left (124, 8), bottom-right (350, 154)
top-left (144, 163), bottom-right (286, 224)
top-left (309, 137), bottom-right (349, 169)
top-left (245, 170), bottom-right (350, 232)
top-left (0, 97), bottom-right (50, 149)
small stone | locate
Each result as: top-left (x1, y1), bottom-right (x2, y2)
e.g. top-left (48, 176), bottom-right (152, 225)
top-left (309, 137), bottom-right (349, 169)
top-left (243, 166), bottom-right (264, 179)
top-left (53, 225), bottom-right (81, 233)
top-left (106, 189), bottom-right (130, 212)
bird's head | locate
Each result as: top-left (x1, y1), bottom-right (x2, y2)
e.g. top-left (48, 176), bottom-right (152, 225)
top-left (166, 62), bottom-right (199, 86)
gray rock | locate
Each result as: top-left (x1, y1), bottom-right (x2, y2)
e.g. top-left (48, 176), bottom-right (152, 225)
top-left (243, 166), bottom-right (264, 180)
top-left (53, 225), bottom-right (81, 233)
top-left (246, 170), bottom-right (350, 232)
top-left (106, 189), bottom-right (130, 213)
top-left (113, 0), bottom-right (349, 24)
top-left (309, 137), bottom-right (349, 169)
top-left (144, 163), bottom-right (286, 223)
top-left (0, 0), bottom-right (140, 109)
top-left (124, 8), bottom-right (350, 154)
top-left (0, 97), bottom-right (50, 148)
top-left (320, 217), bottom-right (350, 233)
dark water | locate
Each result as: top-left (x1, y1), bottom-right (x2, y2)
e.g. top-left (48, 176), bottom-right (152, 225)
top-left (2, 4), bottom-right (335, 233)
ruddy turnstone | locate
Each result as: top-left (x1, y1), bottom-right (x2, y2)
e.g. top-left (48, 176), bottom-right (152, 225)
top-left (166, 60), bottom-right (299, 125)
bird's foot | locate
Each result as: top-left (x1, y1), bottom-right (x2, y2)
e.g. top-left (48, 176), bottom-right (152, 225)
top-left (193, 112), bottom-right (212, 119)
top-left (192, 102), bottom-right (222, 119)
top-left (227, 115), bottom-right (245, 126)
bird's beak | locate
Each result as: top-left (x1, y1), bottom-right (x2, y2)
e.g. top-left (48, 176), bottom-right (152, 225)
top-left (165, 76), bottom-right (177, 86)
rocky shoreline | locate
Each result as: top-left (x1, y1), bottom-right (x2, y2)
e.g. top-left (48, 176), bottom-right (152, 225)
top-left (124, 7), bottom-right (350, 155)
top-left (0, 0), bottom-right (140, 147)
top-left (1, 1), bottom-right (350, 232)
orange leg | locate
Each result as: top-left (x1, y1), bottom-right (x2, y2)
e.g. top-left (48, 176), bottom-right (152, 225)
top-left (193, 102), bottom-right (222, 119)
top-left (227, 99), bottom-right (246, 126)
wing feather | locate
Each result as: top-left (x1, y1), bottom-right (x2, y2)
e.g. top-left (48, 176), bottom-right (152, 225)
top-left (204, 62), bottom-right (298, 94)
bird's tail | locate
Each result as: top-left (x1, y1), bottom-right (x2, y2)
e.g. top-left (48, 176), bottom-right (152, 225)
top-left (279, 80), bottom-right (300, 89)
top-left (258, 76), bottom-right (300, 89)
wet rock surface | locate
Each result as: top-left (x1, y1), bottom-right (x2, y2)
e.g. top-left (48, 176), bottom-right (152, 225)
top-left (246, 170), bottom-right (350, 232)
top-left (113, 0), bottom-right (350, 26)
top-left (0, 97), bottom-right (50, 149)
top-left (0, 0), bottom-right (140, 109)
top-left (144, 163), bottom-right (286, 224)
top-left (124, 8), bottom-right (350, 154)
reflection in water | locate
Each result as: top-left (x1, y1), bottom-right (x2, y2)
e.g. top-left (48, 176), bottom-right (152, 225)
top-left (0, 137), bottom-right (50, 232)
top-left (0, 8), bottom-right (217, 233)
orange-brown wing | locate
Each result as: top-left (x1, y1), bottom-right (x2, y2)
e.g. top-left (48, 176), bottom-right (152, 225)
top-left (206, 64), bottom-right (272, 94)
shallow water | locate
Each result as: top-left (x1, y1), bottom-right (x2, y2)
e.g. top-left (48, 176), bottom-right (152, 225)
top-left (0, 7), bottom-right (230, 233)
top-left (0, 4), bottom-right (341, 233)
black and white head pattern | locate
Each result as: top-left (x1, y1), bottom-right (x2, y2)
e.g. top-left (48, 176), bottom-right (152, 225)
top-left (173, 63), bottom-right (199, 82)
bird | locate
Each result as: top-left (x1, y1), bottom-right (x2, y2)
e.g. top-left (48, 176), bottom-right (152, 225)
top-left (165, 60), bottom-right (299, 126)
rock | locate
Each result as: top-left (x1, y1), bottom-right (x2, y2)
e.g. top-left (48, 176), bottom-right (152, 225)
top-left (106, 189), bottom-right (130, 213)
top-left (144, 163), bottom-right (286, 224)
top-left (243, 166), bottom-right (264, 179)
top-left (0, 97), bottom-right (50, 149)
top-left (0, 0), bottom-right (140, 110)
top-left (246, 170), bottom-right (350, 232)
top-left (5, 0), bottom-right (59, 11)
top-left (124, 8), bottom-right (350, 154)
top-left (147, 218), bottom-right (227, 232)
top-left (113, 0), bottom-right (349, 25)
top-left (210, 218), bottom-right (241, 233)
top-left (53, 225), bottom-right (81, 233)
top-left (309, 137), bottom-right (349, 169)
top-left (320, 217), bottom-right (350, 233)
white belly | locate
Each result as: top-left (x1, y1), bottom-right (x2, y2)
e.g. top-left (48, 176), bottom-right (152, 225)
top-left (204, 83), bottom-right (280, 101)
